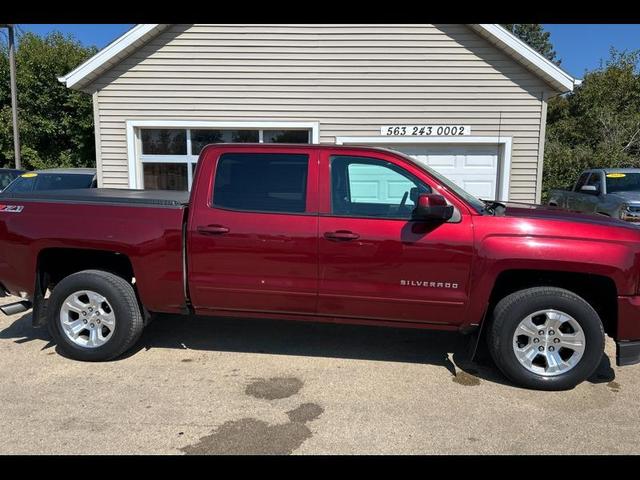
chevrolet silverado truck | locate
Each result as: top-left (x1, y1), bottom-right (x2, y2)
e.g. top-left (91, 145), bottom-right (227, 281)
top-left (1, 144), bottom-right (640, 391)
top-left (548, 168), bottom-right (640, 223)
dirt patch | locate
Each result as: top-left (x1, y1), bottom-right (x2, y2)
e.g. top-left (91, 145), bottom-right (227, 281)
top-left (245, 377), bottom-right (304, 400)
top-left (181, 402), bottom-right (323, 455)
top-left (286, 403), bottom-right (324, 423)
top-left (607, 381), bottom-right (621, 393)
top-left (452, 370), bottom-right (481, 387)
top-left (181, 359), bottom-right (194, 363)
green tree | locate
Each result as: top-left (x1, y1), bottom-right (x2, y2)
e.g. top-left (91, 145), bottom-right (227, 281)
top-left (542, 48), bottom-right (640, 200)
top-left (501, 24), bottom-right (560, 65)
top-left (0, 31), bottom-right (97, 170)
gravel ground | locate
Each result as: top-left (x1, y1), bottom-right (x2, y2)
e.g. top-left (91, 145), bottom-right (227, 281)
top-left (1, 294), bottom-right (639, 454)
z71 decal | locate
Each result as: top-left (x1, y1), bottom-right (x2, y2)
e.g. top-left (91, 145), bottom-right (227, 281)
top-left (0, 205), bottom-right (24, 213)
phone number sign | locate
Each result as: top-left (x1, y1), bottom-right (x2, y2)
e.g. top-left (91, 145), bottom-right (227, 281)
top-left (381, 125), bottom-right (471, 137)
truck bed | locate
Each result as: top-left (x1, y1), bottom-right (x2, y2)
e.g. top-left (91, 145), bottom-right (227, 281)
top-left (0, 188), bottom-right (189, 208)
top-left (0, 188), bottom-right (187, 314)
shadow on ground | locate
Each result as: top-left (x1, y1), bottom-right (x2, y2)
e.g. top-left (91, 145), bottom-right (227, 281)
top-left (0, 311), bottom-right (615, 388)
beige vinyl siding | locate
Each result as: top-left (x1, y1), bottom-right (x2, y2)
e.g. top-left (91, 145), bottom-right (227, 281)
top-left (89, 24), bottom-right (555, 202)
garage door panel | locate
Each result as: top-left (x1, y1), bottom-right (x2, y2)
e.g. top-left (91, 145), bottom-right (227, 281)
top-left (424, 154), bottom-right (456, 168)
top-left (350, 180), bottom-right (379, 201)
top-left (388, 180), bottom-right (414, 200)
top-left (462, 180), bottom-right (494, 199)
top-left (349, 163), bottom-right (414, 203)
top-left (382, 144), bottom-right (499, 200)
top-left (462, 154), bottom-right (496, 168)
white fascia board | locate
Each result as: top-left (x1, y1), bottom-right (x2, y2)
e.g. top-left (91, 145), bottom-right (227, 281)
top-left (58, 24), bottom-right (162, 89)
top-left (473, 24), bottom-right (578, 92)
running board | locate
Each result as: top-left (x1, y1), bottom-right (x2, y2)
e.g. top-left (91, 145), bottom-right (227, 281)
top-left (0, 300), bottom-right (33, 316)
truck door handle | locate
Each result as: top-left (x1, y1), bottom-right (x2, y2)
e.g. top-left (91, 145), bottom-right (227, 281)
top-left (197, 224), bottom-right (230, 235)
top-left (324, 230), bottom-right (360, 241)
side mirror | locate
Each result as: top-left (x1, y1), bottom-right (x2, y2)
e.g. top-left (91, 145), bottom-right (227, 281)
top-left (580, 185), bottom-right (599, 195)
top-left (412, 194), bottom-right (454, 222)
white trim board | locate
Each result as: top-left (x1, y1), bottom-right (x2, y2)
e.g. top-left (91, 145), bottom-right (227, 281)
top-left (59, 24), bottom-right (579, 94)
top-left (125, 120), bottom-right (320, 189)
top-left (58, 24), bottom-right (165, 90)
top-left (335, 135), bottom-right (513, 202)
top-left (472, 24), bottom-right (577, 92)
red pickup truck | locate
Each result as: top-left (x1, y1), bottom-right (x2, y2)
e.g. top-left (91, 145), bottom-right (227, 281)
top-left (1, 144), bottom-right (640, 390)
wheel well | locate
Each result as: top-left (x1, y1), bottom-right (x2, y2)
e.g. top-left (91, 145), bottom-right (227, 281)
top-left (33, 248), bottom-right (150, 328)
top-left (37, 248), bottom-right (135, 291)
top-left (488, 269), bottom-right (618, 337)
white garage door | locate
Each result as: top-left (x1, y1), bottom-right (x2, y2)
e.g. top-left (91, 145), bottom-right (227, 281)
top-left (385, 144), bottom-right (500, 200)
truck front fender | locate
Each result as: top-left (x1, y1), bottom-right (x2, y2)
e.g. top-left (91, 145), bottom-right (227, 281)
top-left (463, 233), bottom-right (640, 332)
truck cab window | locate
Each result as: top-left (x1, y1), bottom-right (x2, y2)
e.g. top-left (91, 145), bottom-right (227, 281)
top-left (574, 172), bottom-right (591, 191)
top-left (586, 172), bottom-right (603, 193)
top-left (330, 155), bottom-right (430, 219)
top-left (213, 153), bottom-right (309, 213)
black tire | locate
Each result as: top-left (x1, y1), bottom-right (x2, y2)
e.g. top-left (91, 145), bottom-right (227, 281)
top-left (47, 269), bottom-right (144, 361)
top-left (487, 287), bottom-right (604, 391)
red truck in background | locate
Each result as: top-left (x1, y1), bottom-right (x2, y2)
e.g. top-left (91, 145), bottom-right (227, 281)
top-left (1, 144), bottom-right (640, 390)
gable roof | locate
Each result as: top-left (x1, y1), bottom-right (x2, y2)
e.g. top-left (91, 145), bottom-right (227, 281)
top-left (59, 23), bottom-right (579, 93)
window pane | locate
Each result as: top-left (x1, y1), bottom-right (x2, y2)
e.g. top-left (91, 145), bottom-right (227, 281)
top-left (141, 129), bottom-right (186, 155)
top-left (36, 174), bottom-right (95, 190)
top-left (213, 153), bottom-right (308, 213)
top-left (607, 173), bottom-right (640, 193)
top-left (2, 176), bottom-right (35, 193)
top-left (263, 130), bottom-right (310, 144)
top-left (0, 171), bottom-right (21, 190)
top-left (143, 163), bottom-right (188, 191)
top-left (575, 173), bottom-right (590, 190)
top-left (2, 173), bottom-right (95, 193)
top-left (331, 155), bottom-right (430, 219)
top-left (191, 130), bottom-right (259, 154)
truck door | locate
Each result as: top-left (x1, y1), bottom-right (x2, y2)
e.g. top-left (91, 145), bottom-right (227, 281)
top-left (187, 147), bottom-right (319, 315)
top-left (578, 171), bottom-right (604, 213)
top-left (316, 150), bottom-right (474, 326)
top-left (566, 172), bottom-right (591, 211)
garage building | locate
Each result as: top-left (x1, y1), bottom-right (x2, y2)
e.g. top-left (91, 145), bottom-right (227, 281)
top-left (59, 24), bottom-right (579, 203)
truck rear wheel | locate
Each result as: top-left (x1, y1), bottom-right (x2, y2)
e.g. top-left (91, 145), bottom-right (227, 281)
top-left (487, 287), bottom-right (605, 390)
top-left (47, 269), bottom-right (144, 361)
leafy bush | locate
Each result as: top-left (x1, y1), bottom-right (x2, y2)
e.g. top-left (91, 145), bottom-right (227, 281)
top-left (542, 49), bottom-right (640, 202)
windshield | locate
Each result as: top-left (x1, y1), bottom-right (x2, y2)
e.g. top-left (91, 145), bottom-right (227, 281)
top-left (3, 173), bottom-right (95, 193)
top-left (605, 172), bottom-right (640, 193)
top-left (0, 171), bottom-right (22, 191)
top-left (394, 151), bottom-right (487, 213)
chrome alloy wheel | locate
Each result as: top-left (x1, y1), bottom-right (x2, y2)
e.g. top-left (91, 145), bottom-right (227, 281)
top-left (512, 309), bottom-right (586, 376)
top-left (59, 290), bottom-right (116, 348)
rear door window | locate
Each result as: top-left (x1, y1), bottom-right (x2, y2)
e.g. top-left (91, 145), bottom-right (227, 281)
top-left (213, 153), bottom-right (309, 214)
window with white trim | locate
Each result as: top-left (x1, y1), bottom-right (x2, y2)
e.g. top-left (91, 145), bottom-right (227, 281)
top-left (139, 127), bottom-right (311, 191)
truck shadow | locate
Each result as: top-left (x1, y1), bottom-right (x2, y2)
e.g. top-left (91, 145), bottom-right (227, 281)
top-left (136, 313), bottom-right (617, 388)
top-left (0, 311), bottom-right (616, 389)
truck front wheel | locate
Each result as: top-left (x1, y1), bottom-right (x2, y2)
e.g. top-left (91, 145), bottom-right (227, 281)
top-left (47, 269), bottom-right (144, 361)
top-left (487, 287), bottom-right (605, 390)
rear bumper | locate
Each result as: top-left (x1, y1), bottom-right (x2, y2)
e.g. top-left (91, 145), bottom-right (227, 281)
top-left (617, 340), bottom-right (640, 366)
